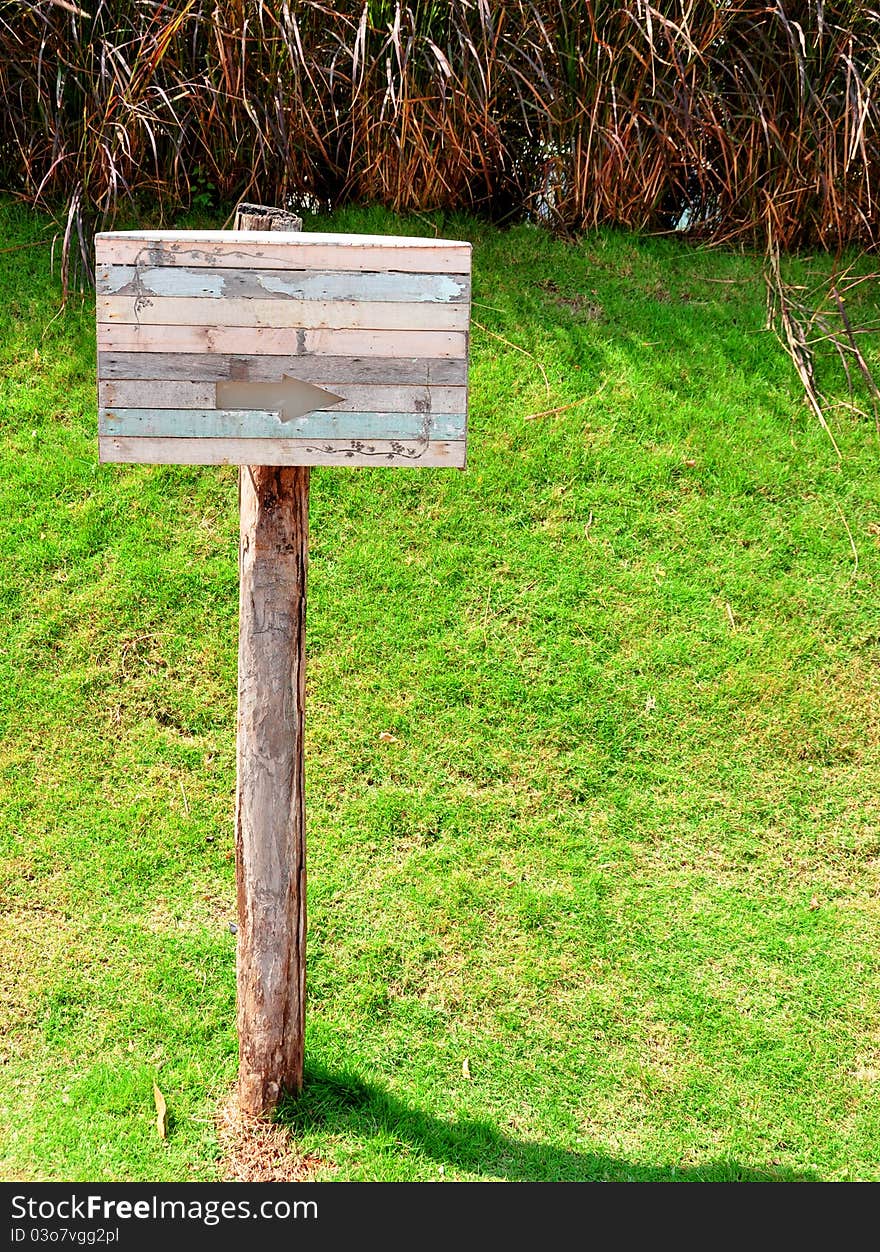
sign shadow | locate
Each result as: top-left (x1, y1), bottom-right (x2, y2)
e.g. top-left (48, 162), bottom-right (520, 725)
top-left (275, 1063), bottom-right (819, 1183)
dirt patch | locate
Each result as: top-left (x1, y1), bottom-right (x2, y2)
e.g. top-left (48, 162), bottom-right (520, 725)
top-left (539, 279), bottom-right (603, 321)
top-left (216, 1095), bottom-right (333, 1182)
top-left (0, 904), bottom-right (81, 1052)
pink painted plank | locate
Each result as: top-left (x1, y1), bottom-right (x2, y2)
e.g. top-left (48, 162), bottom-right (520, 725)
top-left (97, 296), bottom-right (470, 332)
top-left (97, 323), bottom-right (467, 359)
top-left (95, 231), bottom-right (472, 274)
top-left (98, 435), bottom-right (467, 468)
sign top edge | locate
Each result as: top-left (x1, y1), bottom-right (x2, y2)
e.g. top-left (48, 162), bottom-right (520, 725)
top-left (94, 230), bottom-right (471, 250)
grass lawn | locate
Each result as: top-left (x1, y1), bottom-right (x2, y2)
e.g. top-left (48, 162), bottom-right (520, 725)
top-left (1, 196), bottom-right (879, 1182)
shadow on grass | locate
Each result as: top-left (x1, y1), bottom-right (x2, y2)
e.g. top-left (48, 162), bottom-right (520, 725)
top-left (275, 1063), bottom-right (817, 1182)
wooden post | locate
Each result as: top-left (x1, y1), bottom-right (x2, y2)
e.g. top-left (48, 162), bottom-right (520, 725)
top-left (234, 202), bottom-right (308, 1116)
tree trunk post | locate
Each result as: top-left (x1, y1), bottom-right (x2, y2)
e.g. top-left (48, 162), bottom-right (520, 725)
top-left (233, 202), bottom-right (308, 1116)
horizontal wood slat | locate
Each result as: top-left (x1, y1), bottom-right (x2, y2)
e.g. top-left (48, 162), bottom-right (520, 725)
top-left (99, 379), bottom-right (467, 412)
top-left (94, 229), bottom-right (471, 468)
top-left (99, 435), bottom-right (466, 468)
top-left (95, 231), bottom-right (471, 274)
top-left (97, 323), bottom-right (466, 359)
top-left (97, 296), bottom-right (470, 331)
top-left (98, 352), bottom-right (469, 385)
top-left (100, 408), bottom-right (466, 441)
top-left (97, 265), bottom-right (470, 304)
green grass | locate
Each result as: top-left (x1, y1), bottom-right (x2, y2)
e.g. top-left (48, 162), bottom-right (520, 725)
top-left (1, 197), bottom-right (879, 1182)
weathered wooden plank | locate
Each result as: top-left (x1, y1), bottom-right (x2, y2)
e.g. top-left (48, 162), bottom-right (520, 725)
top-left (98, 295), bottom-right (470, 332)
top-left (100, 408), bottom-right (466, 441)
top-left (99, 435), bottom-right (467, 467)
top-left (234, 203), bottom-right (302, 232)
top-left (98, 352), bottom-right (469, 385)
top-left (98, 380), bottom-right (218, 409)
top-left (233, 202), bottom-right (306, 1119)
top-left (97, 264), bottom-right (470, 304)
top-left (95, 231), bottom-right (472, 274)
top-left (97, 323), bottom-right (466, 359)
top-left (99, 378), bottom-right (467, 412)
top-left (235, 464), bottom-right (307, 1115)
top-left (96, 228), bottom-right (468, 247)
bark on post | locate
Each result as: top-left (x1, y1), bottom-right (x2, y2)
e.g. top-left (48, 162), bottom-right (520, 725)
top-left (234, 202), bottom-right (308, 1116)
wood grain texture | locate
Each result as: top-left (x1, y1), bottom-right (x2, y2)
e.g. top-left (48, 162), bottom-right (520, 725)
top-left (233, 203), bottom-right (307, 1118)
top-left (234, 204), bottom-right (302, 232)
top-left (99, 378), bottom-right (467, 412)
top-left (97, 322), bottom-right (466, 359)
top-left (236, 464), bottom-right (308, 1115)
top-left (95, 225), bottom-right (471, 471)
top-left (99, 435), bottom-right (467, 467)
top-left (98, 351), bottom-right (469, 385)
top-left (98, 379), bottom-right (218, 408)
top-left (98, 295), bottom-right (470, 331)
top-left (95, 231), bottom-right (471, 273)
top-left (99, 408), bottom-right (466, 441)
top-left (97, 264), bottom-right (470, 303)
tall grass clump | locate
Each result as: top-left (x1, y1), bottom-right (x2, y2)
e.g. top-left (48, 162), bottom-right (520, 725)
top-left (1, 1), bottom-right (877, 268)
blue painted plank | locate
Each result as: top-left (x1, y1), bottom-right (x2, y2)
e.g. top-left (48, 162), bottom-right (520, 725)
top-left (96, 265), bottom-right (470, 303)
top-left (99, 408), bottom-right (466, 441)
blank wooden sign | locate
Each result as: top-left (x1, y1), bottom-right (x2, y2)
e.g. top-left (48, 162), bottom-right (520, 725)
top-left (96, 230), bottom-right (471, 467)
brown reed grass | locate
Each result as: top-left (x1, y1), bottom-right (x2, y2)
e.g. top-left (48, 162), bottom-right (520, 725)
top-left (1, 2), bottom-right (876, 257)
top-left (1, 2), bottom-right (877, 422)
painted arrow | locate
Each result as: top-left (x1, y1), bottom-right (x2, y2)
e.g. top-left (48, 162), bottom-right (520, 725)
top-left (216, 375), bottom-right (344, 422)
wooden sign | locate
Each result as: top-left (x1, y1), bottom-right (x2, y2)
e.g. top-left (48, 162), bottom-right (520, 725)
top-left (95, 230), bottom-right (471, 468)
top-left (95, 209), bottom-right (474, 1117)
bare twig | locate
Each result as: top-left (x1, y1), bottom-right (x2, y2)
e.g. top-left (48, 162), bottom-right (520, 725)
top-left (0, 237), bottom-right (55, 255)
top-left (829, 284), bottom-right (880, 442)
top-left (833, 501), bottom-right (859, 587)
top-left (44, 0), bottom-right (91, 17)
top-left (525, 380), bottom-right (608, 420)
top-left (525, 396), bottom-right (591, 420)
top-left (472, 319), bottom-right (550, 396)
top-left (765, 242), bottom-right (842, 462)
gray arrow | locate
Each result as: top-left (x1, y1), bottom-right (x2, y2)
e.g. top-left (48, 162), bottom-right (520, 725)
top-left (216, 375), bottom-right (344, 422)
